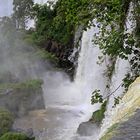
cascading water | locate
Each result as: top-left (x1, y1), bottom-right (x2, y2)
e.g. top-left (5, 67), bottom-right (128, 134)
top-left (100, 2), bottom-right (136, 137)
top-left (40, 20), bottom-right (110, 140)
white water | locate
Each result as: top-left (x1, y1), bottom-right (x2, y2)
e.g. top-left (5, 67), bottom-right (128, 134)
top-left (28, 1), bottom-right (109, 139)
top-left (100, 2), bottom-right (136, 137)
top-left (41, 23), bottom-right (109, 140)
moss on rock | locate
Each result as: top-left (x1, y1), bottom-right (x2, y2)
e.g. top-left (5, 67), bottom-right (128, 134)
top-left (90, 101), bottom-right (107, 124)
top-left (100, 123), bottom-right (119, 140)
top-left (0, 132), bottom-right (34, 140)
top-left (0, 108), bottom-right (14, 136)
top-left (0, 79), bottom-right (45, 117)
top-left (100, 77), bottom-right (140, 140)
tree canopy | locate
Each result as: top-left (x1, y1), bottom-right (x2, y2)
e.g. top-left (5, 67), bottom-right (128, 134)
top-left (13, 0), bottom-right (33, 29)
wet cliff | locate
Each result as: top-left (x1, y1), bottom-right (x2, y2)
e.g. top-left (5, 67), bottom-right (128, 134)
top-left (100, 77), bottom-right (140, 140)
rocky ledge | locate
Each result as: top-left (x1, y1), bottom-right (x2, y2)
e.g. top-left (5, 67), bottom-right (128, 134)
top-left (100, 77), bottom-right (140, 140)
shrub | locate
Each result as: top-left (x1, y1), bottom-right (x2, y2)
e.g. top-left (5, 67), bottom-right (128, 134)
top-left (0, 132), bottom-right (35, 140)
top-left (0, 109), bottom-right (14, 136)
top-left (90, 101), bottom-right (107, 124)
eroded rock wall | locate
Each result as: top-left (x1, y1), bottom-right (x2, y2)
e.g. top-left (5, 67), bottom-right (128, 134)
top-left (100, 77), bottom-right (140, 140)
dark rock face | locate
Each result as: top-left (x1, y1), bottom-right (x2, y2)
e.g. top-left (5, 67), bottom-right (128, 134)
top-left (0, 86), bottom-right (45, 117)
top-left (42, 39), bottom-right (76, 79)
top-left (111, 109), bottom-right (140, 140)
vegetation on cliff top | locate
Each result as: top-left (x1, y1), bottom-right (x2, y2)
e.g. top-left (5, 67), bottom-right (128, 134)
top-left (32, 0), bottom-right (94, 45)
top-left (12, 0), bottom-right (140, 89)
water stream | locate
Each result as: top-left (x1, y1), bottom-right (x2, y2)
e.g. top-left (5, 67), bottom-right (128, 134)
top-left (100, 2), bottom-right (136, 137)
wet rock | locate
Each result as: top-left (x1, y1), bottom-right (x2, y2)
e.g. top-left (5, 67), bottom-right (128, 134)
top-left (77, 121), bottom-right (100, 136)
top-left (101, 77), bottom-right (140, 140)
top-left (12, 110), bottom-right (48, 138)
top-left (0, 81), bottom-right (45, 117)
top-left (110, 110), bottom-right (140, 140)
top-left (42, 39), bottom-right (76, 78)
top-left (101, 110), bottom-right (140, 140)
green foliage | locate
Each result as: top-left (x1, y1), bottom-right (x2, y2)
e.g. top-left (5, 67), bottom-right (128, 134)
top-left (113, 96), bottom-right (121, 107)
top-left (92, 0), bottom-right (140, 89)
top-left (105, 59), bottom-right (116, 80)
top-left (13, 0), bottom-right (34, 29)
top-left (122, 47), bottom-right (140, 90)
top-left (35, 49), bottom-right (59, 64)
top-left (122, 73), bottom-right (137, 91)
top-left (91, 90), bottom-right (103, 104)
top-left (90, 101), bottom-right (107, 123)
top-left (32, 0), bottom-right (94, 45)
top-left (23, 32), bottom-right (36, 45)
top-left (32, 4), bottom-right (56, 43)
top-left (33, 3), bottom-right (73, 45)
top-left (92, 0), bottom-right (127, 55)
top-left (0, 109), bottom-right (14, 136)
top-left (91, 89), bottom-right (121, 108)
top-left (54, 0), bottom-right (92, 26)
top-left (0, 132), bottom-right (34, 140)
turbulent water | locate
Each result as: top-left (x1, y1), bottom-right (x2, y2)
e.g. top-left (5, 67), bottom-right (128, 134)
top-left (40, 21), bottom-right (109, 140)
top-left (0, 1), bottom-right (136, 140)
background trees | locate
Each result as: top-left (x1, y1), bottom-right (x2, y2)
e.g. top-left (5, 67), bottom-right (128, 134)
top-left (11, 0), bottom-right (140, 88)
top-left (12, 0), bottom-right (33, 29)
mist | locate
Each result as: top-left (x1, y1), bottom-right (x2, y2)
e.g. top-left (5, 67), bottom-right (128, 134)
top-left (0, 22), bottom-right (47, 83)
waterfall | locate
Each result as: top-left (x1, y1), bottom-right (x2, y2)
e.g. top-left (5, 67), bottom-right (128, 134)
top-left (40, 20), bottom-right (110, 140)
top-left (75, 22), bottom-right (110, 118)
top-left (100, 2), bottom-right (136, 137)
